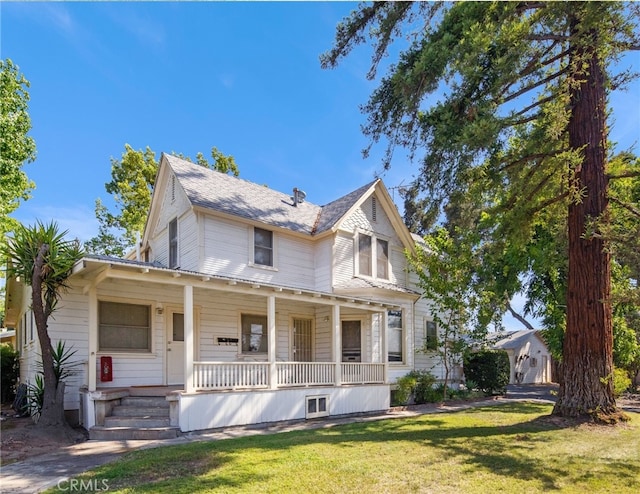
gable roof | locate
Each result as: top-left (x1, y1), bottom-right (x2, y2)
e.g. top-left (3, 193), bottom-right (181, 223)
top-left (149, 154), bottom-right (415, 250)
top-left (166, 154), bottom-right (322, 235)
top-left (492, 329), bottom-right (548, 351)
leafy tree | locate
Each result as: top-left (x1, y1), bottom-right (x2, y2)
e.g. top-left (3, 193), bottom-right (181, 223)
top-left (86, 145), bottom-right (240, 256)
top-left (323, 1), bottom-right (639, 420)
top-left (408, 227), bottom-right (480, 400)
top-left (0, 58), bottom-right (36, 247)
top-left (3, 221), bottom-right (83, 428)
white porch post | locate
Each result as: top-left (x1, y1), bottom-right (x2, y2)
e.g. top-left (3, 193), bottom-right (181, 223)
top-left (88, 286), bottom-right (98, 392)
top-left (268, 295), bottom-right (277, 389)
top-left (184, 285), bottom-right (195, 393)
top-left (381, 310), bottom-right (389, 384)
top-left (333, 304), bottom-right (341, 386)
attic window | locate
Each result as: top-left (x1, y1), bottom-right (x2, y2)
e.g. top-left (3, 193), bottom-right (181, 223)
top-left (169, 218), bottom-right (178, 269)
top-left (372, 197), bottom-right (377, 222)
top-left (171, 175), bottom-right (176, 203)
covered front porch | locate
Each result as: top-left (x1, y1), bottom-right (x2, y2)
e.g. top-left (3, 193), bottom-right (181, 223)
top-left (77, 258), bottom-right (397, 433)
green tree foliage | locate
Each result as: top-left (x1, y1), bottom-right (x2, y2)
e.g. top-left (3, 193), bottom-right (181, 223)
top-left (408, 227), bottom-right (480, 399)
top-left (3, 221), bottom-right (84, 428)
top-left (323, 1), bottom-right (639, 420)
top-left (0, 58), bottom-right (36, 244)
top-left (0, 343), bottom-right (19, 403)
top-left (86, 145), bottom-right (240, 256)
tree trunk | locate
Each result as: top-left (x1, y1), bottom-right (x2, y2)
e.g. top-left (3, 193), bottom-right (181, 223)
top-left (553, 19), bottom-right (617, 419)
top-left (31, 244), bottom-right (68, 428)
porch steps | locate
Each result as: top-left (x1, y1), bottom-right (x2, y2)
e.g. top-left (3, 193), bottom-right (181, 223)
top-left (90, 395), bottom-right (180, 440)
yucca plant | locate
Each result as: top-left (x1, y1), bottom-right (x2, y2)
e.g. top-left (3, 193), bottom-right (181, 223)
top-left (3, 221), bottom-right (84, 427)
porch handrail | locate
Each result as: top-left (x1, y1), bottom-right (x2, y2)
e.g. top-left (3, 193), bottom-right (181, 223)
top-left (340, 362), bottom-right (385, 384)
top-left (192, 361), bottom-right (386, 390)
top-left (193, 361), bottom-right (269, 390)
top-left (276, 362), bottom-right (335, 386)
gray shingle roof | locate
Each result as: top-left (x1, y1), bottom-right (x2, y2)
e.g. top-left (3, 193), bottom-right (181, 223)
top-left (165, 154), bottom-right (375, 235)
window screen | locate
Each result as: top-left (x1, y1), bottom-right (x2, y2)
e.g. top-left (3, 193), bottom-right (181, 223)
top-left (358, 233), bottom-right (372, 276)
top-left (241, 314), bottom-right (268, 353)
top-left (99, 301), bottom-right (151, 352)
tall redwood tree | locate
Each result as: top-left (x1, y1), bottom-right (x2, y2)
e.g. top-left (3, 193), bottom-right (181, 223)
top-left (322, 2), bottom-right (639, 420)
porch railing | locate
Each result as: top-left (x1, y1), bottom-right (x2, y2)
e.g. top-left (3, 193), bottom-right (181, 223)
top-left (192, 361), bottom-right (385, 391)
top-left (193, 362), bottom-right (269, 390)
top-left (341, 363), bottom-right (385, 384)
top-left (276, 362), bottom-right (335, 386)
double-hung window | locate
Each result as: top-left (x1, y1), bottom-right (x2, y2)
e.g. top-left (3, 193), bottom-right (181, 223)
top-left (169, 218), bottom-right (178, 269)
top-left (387, 310), bottom-right (404, 363)
top-left (254, 228), bottom-right (273, 267)
top-left (99, 301), bottom-right (151, 353)
top-left (425, 320), bottom-right (438, 351)
top-left (358, 234), bottom-right (372, 276)
top-left (358, 233), bottom-right (389, 280)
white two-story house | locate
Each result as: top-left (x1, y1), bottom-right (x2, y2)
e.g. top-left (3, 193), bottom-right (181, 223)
top-left (5, 154), bottom-right (445, 439)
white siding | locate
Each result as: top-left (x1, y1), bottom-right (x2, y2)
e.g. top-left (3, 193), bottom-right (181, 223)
top-left (179, 211), bottom-right (198, 271)
top-left (333, 232), bottom-right (354, 286)
top-left (201, 215), bottom-right (317, 289)
top-left (179, 384), bottom-right (389, 432)
top-left (314, 236), bottom-right (333, 292)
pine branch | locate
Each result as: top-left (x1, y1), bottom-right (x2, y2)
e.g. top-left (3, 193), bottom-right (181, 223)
top-left (607, 170), bottom-right (640, 180)
top-left (610, 197), bottom-right (640, 219)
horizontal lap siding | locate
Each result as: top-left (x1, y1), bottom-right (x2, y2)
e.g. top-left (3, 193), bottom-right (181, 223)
top-left (96, 280), bottom-right (167, 388)
top-left (333, 233), bottom-right (354, 286)
top-left (179, 212), bottom-right (198, 271)
top-left (196, 292), bottom-right (317, 362)
top-left (201, 215), bottom-right (317, 289)
top-left (28, 285), bottom-right (90, 411)
top-left (314, 237), bottom-right (333, 292)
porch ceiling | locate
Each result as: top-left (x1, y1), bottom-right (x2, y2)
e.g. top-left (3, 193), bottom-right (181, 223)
top-left (74, 257), bottom-right (400, 312)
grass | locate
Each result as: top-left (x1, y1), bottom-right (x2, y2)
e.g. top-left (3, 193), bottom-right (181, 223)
top-left (55, 403), bottom-right (640, 493)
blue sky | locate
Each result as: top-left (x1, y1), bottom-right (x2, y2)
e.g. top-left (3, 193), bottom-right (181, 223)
top-left (2, 2), bottom-right (639, 329)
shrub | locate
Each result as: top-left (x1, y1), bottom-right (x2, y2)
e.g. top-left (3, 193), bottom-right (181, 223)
top-left (393, 372), bottom-right (418, 405)
top-left (413, 371), bottom-right (438, 404)
top-left (612, 367), bottom-right (632, 397)
top-left (393, 370), bottom-right (438, 405)
top-left (464, 350), bottom-right (510, 396)
top-left (0, 343), bottom-right (19, 403)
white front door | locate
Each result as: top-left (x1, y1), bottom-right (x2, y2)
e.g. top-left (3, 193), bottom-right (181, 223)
top-left (167, 312), bottom-right (184, 385)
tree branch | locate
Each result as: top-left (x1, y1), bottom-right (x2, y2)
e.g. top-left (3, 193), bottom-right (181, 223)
top-left (607, 170), bottom-right (640, 180)
top-left (610, 197), bottom-right (640, 218)
top-left (507, 302), bottom-right (535, 329)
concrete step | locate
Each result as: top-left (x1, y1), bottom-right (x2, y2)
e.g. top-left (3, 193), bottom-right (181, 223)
top-left (120, 396), bottom-right (169, 408)
top-left (104, 416), bottom-right (171, 428)
top-left (90, 426), bottom-right (180, 441)
top-left (111, 406), bottom-right (170, 417)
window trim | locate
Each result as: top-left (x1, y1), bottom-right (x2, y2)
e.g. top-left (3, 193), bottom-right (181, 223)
top-left (387, 309), bottom-right (404, 364)
top-left (251, 227), bottom-right (276, 269)
top-left (98, 300), bottom-right (153, 354)
top-left (356, 231), bottom-right (390, 280)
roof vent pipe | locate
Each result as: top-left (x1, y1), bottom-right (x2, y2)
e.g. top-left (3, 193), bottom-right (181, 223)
top-left (292, 187), bottom-right (306, 207)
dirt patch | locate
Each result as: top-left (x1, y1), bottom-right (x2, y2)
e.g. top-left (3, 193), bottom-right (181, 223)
top-left (1, 404), bottom-right (88, 466)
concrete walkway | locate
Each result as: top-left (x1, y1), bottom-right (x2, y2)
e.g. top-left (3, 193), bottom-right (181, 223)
top-left (1, 386), bottom-right (558, 493)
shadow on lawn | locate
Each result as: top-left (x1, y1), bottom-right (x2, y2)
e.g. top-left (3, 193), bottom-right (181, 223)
top-left (75, 402), bottom-right (639, 493)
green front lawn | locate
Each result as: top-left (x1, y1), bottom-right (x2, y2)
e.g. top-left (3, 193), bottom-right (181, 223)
top-left (61, 403), bottom-right (640, 493)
